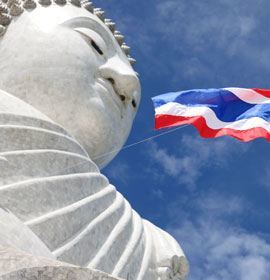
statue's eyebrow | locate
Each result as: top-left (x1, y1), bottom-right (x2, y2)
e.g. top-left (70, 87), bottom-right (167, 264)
top-left (61, 17), bottom-right (114, 47)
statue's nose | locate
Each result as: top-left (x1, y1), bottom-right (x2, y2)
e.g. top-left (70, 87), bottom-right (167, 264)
top-left (98, 57), bottom-right (140, 105)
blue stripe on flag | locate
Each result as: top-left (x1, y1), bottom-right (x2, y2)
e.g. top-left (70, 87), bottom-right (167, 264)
top-left (152, 89), bottom-right (270, 123)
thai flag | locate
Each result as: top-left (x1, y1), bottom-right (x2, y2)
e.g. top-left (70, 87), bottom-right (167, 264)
top-left (152, 88), bottom-right (270, 142)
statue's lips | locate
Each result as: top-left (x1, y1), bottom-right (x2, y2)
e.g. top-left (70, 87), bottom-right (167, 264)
top-left (96, 78), bottom-right (123, 113)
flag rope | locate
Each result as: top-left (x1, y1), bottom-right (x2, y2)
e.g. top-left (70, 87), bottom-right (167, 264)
top-left (52, 124), bottom-right (188, 176)
top-left (93, 124), bottom-right (188, 161)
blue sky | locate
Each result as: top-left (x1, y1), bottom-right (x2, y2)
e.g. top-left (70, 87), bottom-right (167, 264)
top-left (96, 1), bottom-right (270, 279)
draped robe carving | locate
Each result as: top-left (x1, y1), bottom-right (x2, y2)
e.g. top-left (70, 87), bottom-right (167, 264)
top-left (0, 89), bottom-right (188, 280)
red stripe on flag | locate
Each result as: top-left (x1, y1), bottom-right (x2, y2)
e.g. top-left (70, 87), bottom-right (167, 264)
top-left (155, 114), bottom-right (270, 142)
top-left (252, 88), bottom-right (270, 98)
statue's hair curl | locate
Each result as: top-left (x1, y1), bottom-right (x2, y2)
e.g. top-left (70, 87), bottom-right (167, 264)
top-left (0, 0), bottom-right (136, 66)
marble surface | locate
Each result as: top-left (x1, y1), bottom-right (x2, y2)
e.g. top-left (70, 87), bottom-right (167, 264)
top-left (0, 208), bottom-right (54, 259)
top-left (0, 2), bottom-right (140, 169)
top-left (0, 246), bottom-right (122, 280)
top-left (0, 2), bottom-right (189, 280)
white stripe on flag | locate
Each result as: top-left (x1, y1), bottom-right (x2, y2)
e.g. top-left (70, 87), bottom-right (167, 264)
top-left (224, 88), bottom-right (270, 104)
top-left (155, 102), bottom-right (270, 131)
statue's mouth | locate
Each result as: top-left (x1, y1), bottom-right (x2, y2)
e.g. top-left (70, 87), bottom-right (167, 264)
top-left (96, 78), bottom-right (123, 113)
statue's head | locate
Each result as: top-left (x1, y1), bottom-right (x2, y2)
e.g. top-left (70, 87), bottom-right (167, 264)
top-left (0, 0), bottom-right (141, 169)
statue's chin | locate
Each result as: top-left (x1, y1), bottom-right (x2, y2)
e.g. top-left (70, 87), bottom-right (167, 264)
top-left (69, 106), bottom-right (132, 170)
top-left (93, 149), bottom-right (120, 170)
top-left (83, 124), bottom-right (131, 169)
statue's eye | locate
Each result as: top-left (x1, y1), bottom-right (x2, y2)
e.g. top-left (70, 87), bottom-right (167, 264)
top-left (74, 28), bottom-right (106, 57)
top-left (75, 28), bottom-right (107, 55)
top-left (91, 40), bottom-right (104, 55)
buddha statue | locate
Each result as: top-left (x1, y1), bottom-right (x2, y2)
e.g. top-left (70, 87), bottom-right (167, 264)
top-left (0, 1), bottom-right (189, 279)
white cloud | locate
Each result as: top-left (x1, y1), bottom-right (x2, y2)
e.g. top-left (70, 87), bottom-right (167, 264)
top-left (152, 189), bottom-right (164, 200)
top-left (167, 192), bottom-right (270, 280)
top-left (155, 0), bottom-right (256, 52)
top-left (196, 194), bottom-right (245, 216)
top-left (148, 141), bottom-right (200, 187)
top-left (153, 0), bottom-right (270, 83)
top-left (99, 0), bottom-right (270, 83)
top-left (147, 135), bottom-right (249, 188)
top-left (173, 224), bottom-right (270, 280)
top-left (105, 161), bottom-right (130, 185)
top-left (258, 169), bottom-right (270, 190)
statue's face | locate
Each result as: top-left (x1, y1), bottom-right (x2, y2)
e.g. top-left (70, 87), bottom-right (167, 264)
top-left (0, 5), bottom-right (141, 168)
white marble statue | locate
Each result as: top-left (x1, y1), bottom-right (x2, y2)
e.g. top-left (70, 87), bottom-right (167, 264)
top-left (0, 1), bottom-right (189, 279)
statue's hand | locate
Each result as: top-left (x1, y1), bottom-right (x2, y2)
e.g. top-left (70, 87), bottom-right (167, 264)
top-left (172, 255), bottom-right (189, 280)
top-left (157, 255), bottom-right (189, 280)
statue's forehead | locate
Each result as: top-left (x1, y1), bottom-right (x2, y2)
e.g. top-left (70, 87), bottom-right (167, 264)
top-left (0, 1), bottom-right (136, 66)
top-left (24, 5), bottom-right (111, 37)
top-left (29, 4), bottom-right (101, 28)
top-left (62, 16), bottom-right (116, 55)
top-left (20, 7), bottom-right (127, 61)
top-left (25, 6), bottom-right (114, 47)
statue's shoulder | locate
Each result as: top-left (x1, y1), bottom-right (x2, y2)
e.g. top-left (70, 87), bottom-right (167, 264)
top-left (0, 88), bottom-right (82, 138)
top-left (0, 88), bottom-right (100, 186)
top-left (0, 89), bottom-right (90, 158)
top-left (0, 89), bottom-right (55, 126)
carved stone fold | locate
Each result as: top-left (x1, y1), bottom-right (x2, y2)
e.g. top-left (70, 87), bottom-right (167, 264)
top-left (10, 5), bottom-right (23, 16)
top-left (38, 0), bottom-right (51, 6)
top-left (128, 56), bottom-right (136, 66)
top-left (0, 12), bottom-right (11, 26)
top-left (0, 24), bottom-right (5, 36)
top-left (105, 19), bottom-right (116, 33)
top-left (54, 0), bottom-right (66, 5)
top-left (70, 0), bottom-right (80, 7)
top-left (121, 43), bottom-right (130, 55)
top-left (0, 3), bottom-right (9, 13)
top-left (82, 2), bottom-right (93, 13)
top-left (94, 7), bottom-right (105, 21)
top-left (23, 0), bottom-right (37, 9)
top-left (9, 0), bottom-right (23, 16)
top-left (114, 30), bottom-right (124, 46)
top-left (6, 0), bottom-right (16, 8)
